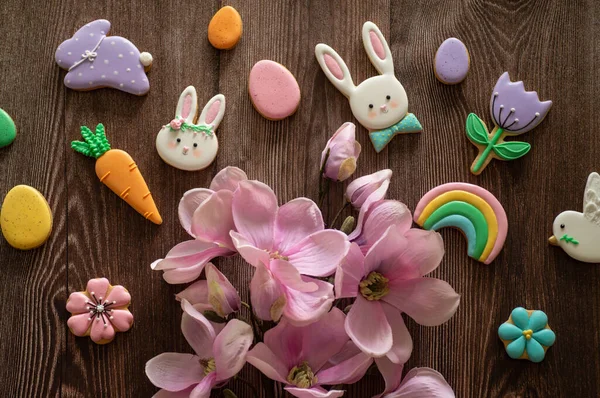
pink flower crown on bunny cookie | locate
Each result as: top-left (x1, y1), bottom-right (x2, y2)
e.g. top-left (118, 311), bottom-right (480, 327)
top-left (156, 86), bottom-right (226, 171)
top-left (315, 21), bottom-right (422, 153)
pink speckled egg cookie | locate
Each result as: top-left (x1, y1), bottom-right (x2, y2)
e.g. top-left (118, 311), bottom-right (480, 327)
top-left (248, 60), bottom-right (301, 120)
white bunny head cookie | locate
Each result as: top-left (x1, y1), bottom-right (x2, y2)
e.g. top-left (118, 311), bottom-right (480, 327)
top-left (315, 21), bottom-right (422, 153)
top-left (550, 172), bottom-right (600, 263)
top-left (156, 86), bottom-right (225, 171)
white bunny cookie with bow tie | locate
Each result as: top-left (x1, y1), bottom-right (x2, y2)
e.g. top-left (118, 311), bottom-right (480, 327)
top-left (550, 172), bottom-right (600, 263)
top-left (156, 86), bottom-right (225, 171)
top-left (315, 21), bottom-right (422, 153)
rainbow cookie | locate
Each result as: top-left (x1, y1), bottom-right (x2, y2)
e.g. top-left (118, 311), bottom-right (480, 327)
top-left (414, 182), bottom-right (508, 264)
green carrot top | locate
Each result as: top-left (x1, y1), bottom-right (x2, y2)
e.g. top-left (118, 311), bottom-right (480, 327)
top-left (71, 123), bottom-right (111, 159)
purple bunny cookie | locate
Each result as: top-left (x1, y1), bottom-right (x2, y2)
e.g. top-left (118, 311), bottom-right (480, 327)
top-left (55, 19), bottom-right (152, 96)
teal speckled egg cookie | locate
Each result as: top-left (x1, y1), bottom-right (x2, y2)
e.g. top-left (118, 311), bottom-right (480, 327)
top-left (0, 108), bottom-right (16, 148)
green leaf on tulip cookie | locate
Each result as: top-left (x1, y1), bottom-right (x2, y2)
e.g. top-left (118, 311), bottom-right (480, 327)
top-left (465, 113), bottom-right (490, 145)
top-left (492, 141), bottom-right (531, 161)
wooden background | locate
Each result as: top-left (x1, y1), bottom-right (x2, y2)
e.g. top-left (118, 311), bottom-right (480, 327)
top-left (0, 0), bottom-right (597, 397)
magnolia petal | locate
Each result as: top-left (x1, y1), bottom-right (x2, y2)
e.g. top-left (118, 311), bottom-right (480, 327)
top-left (300, 307), bottom-right (348, 372)
top-left (232, 180), bottom-right (278, 250)
top-left (205, 263), bottom-right (241, 316)
top-left (153, 387), bottom-right (196, 398)
top-left (145, 353), bottom-right (204, 392)
top-left (390, 367), bottom-right (455, 397)
top-left (335, 242), bottom-right (365, 299)
top-left (285, 386), bottom-right (345, 398)
top-left (384, 278), bottom-right (460, 327)
top-left (181, 299), bottom-right (216, 357)
top-left (316, 348), bottom-right (372, 385)
top-left (66, 292), bottom-right (93, 314)
top-left (214, 319), bottom-right (254, 381)
top-left (86, 278), bottom-right (110, 300)
top-left (246, 343), bottom-right (288, 383)
top-left (271, 259), bottom-right (318, 293)
top-left (109, 309), bottom-right (134, 332)
top-left (374, 357), bottom-right (404, 396)
top-left (381, 303), bottom-right (413, 364)
top-left (274, 198), bottom-right (324, 254)
top-left (152, 240), bottom-right (227, 270)
top-left (230, 231), bottom-right (271, 267)
top-left (346, 169), bottom-right (392, 207)
top-left (345, 295), bottom-right (392, 357)
top-left (498, 323), bottom-right (523, 341)
top-left (263, 317), bottom-right (303, 370)
top-left (532, 329), bottom-right (556, 347)
top-left (176, 280), bottom-right (209, 305)
top-left (189, 372), bottom-right (217, 398)
top-left (250, 263), bottom-right (285, 321)
top-left (285, 230), bottom-right (350, 277)
top-left (525, 338), bottom-right (546, 363)
top-left (105, 285), bottom-right (132, 307)
top-left (179, 188), bottom-right (214, 236)
top-left (355, 200), bottom-right (412, 249)
top-left (527, 311), bottom-right (548, 332)
top-left (191, 190), bottom-right (235, 249)
top-left (209, 167), bottom-right (248, 192)
top-left (510, 307), bottom-right (530, 330)
top-left (282, 276), bottom-right (335, 327)
top-left (363, 226), bottom-right (408, 274)
top-left (390, 229), bottom-right (445, 279)
top-left (162, 263), bottom-right (206, 285)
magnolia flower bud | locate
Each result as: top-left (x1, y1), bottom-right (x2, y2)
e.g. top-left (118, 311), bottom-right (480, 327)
top-left (340, 216), bottom-right (355, 235)
top-left (346, 169), bottom-right (392, 208)
top-left (321, 122), bottom-right (361, 182)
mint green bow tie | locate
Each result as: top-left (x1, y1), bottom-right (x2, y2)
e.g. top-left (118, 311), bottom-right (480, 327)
top-left (369, 113), bottom-right (422, 153)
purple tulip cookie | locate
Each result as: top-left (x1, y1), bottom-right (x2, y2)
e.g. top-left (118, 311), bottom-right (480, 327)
top-left (55, 19), bottom-right (152, 96)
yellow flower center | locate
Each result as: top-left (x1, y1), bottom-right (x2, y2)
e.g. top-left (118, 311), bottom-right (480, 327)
top-left (268, 250), bottom-right (289, 261)
top-left (522, 329), bottom-right (533, 340)
top-left (287, 361), bottom-right (317, 388)
top-left (200, 358), bottom-right (216, 376)
top-left (359, 272), bottom-right (390, 301)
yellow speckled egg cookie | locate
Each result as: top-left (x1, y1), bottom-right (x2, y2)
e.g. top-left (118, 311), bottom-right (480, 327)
top-left (1, 185), bottom-right (52, 250)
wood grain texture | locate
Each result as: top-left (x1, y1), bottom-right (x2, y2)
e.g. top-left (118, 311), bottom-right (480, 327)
top-left (0, 0), bottom-right (598, 396)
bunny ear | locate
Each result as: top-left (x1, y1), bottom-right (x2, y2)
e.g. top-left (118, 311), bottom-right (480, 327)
top-left (583, 172), bottom-right (600, 224)
top-left (315, 43), bottom-right (355, 98)
top-left (362, 21), bottom-right (394, 76)
top-left (198, 94), bottom-right (226, 130)
top-left (175, 86), bottom-right (199, 123)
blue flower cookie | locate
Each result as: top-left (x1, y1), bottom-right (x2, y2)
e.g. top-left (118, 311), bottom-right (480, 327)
top-left (498, 307), bottom-right (555, 363)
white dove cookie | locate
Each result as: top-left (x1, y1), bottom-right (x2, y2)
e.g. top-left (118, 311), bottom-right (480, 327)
top-left (549, 172), bottom-right (600, 263)
top-left (156, 86), bottom-right (225, 171)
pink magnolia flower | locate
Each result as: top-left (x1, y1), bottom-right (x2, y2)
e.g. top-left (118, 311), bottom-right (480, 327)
top-left (230, 180), bottom-right (350, 277)
top-left (374, 359), bottom-right (454, 398)
top-left (146, 300), bottom-right (253, 397)
top-left (151, 167), bottom-right (247, 284)
top-left (247, 308), bottom-right (372, 398)
top-left (251, 260), bottom-right (334, 326)
top-left (176, 263), bottom-right (241, 317)
top-left (66, 277), bottom-right (133, 344)
top-left (321, 122), bottom-right (362, 182)
top-left (336, 224), bottom-right (460, 362)
top-left (170, 118), bottom-right (184, 130)
top-left (346, 169), bottom-right (392, 209)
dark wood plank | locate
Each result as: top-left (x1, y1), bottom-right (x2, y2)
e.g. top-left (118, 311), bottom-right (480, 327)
top-left (0, 0), bottom-right (599, 397)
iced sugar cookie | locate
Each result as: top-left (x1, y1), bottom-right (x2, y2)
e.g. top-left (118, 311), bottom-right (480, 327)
top-left (414, 182), bottom-right (508, 264)
top-left (66, 277), bottom-right (133, 344)
top-left (498, 307), bottom-right (555, 363)
top-left (466, 72), bottom-right (552, 175)
top-left (1, 185), bottom-right (52, 250)
top-left (208, 6), bottom-right (243, 50)
top-left (0, 108), bottom-right (16, 148)
top-left (434, 38), bottom-right (469, 85)
top-left (549, 172), bottom-right (600, 263)
top-left (55, 19), bottom-right (152, 96)
top-left (156, 86), bottom-right (225, 171)
top-left (72, 124), bottom-right (162, 224)
top-left (249, 60), bottom-right (301, 120)
top-left (315, 21), bottom-right (422, 153)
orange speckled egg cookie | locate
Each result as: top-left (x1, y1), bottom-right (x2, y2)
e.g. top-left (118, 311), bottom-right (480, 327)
top-left (208, 6), bottom-right (243, 50)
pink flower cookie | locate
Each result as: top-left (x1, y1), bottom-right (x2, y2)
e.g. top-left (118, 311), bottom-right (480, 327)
top-left (55, 19), bottom-right (152, 96)
top-left (66, 277), bottom-right (133, 344)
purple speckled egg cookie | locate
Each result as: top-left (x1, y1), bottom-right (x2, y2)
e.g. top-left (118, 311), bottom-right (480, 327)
top-left (55, 19), bottom-right (152, 96)
top-left (434, 38), bottom-right (470, 85)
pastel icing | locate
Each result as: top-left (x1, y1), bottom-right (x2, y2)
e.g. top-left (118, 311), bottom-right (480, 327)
top-left (55, 19), bottom-right (152, 96)
top-left (550, 172), bottom-right (600, 263)
top-left (249, 60), bottom-right (300, 120)
top-left (208, 6), bottom-right (243, 50)
top-left (498, 307), bottom-right (555, 363)
top-left (66, 277), bottom-right (133, 344)
top-left (414, 182), bottom-right (508, 264)
top-left (434, 38), bottom-right (469, 85)
top-left (1, 185), bottom-right (52, 250)
top-left (315, 21), bottom-right (420, 152)
top-left (466, 72), bottom-right (552, 174)
top-left (156, 86), bottom-right (224, 171)
top-left (0, 108), bottom-right (16, 148)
